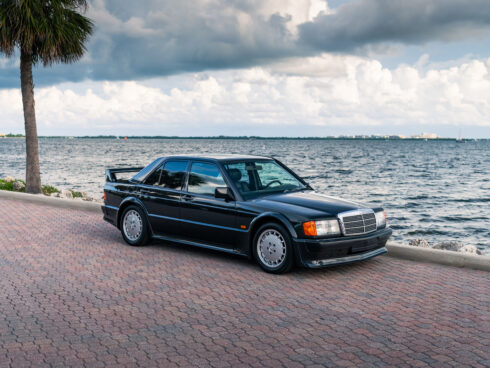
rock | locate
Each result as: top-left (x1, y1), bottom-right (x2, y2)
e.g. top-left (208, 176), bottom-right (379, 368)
top-left (58, 189), bottom-right (73, 199)
top-left (433, 241), bottom-right (464, 252)
top-left (409, 238), bottom-right (430, 248)
top-left (460, 244), bottom-right (482, 255)
top-left (81, 192), bottom-right (93, 201)
top-left (3, 176), bottom-right (15, 183)
top-left (12, 181), bottom-right (25, 191)
top-left (433, 241), bottom-right (481, 255)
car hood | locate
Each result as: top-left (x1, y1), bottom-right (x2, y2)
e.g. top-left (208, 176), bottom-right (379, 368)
top-left (252, 191), bottom-right (369, 217)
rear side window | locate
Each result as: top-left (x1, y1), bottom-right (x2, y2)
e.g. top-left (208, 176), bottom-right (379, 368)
top-left (160, 161), bottom-right (188, 189)
top-left (187, 162), bottom-right (226, 196)
top-left (145, 160), bottom-right (188, 189)
top-left (145, 166), bottom-right (162, 185)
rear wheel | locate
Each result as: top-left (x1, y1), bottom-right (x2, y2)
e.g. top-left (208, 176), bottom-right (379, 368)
top-left (253, 222), bottom-right (293, 274)
top-left (120, 205), bottom-right (149, 246)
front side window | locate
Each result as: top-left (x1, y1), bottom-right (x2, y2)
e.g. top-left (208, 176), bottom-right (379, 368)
top-left (224, 160), bottom-right (306, 199)
top-left (187, 162), bottom-right (226, 196)
top-left (144, 160), bottom-right (187, 189)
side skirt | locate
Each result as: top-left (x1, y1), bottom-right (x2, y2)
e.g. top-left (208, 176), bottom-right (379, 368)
top-left (151, 234), bottom-right (248, 257)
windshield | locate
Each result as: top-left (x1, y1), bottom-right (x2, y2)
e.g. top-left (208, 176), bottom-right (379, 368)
top-left (223, 160), bottom-right (307, 199)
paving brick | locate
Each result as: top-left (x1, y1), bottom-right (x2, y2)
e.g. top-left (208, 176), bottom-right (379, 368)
top-left (0, 198), bottom-right (489, 367)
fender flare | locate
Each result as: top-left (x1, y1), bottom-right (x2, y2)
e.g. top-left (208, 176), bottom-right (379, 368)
top-left (248, 212), bottom-right (302, 261)
top-left (116, 197), bottom-right (152, 233)
top-left (249, 212), bottom-right (298, 239)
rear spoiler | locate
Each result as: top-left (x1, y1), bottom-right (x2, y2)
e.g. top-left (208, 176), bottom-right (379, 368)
top-left (105, 167), bottom-right (144, 182)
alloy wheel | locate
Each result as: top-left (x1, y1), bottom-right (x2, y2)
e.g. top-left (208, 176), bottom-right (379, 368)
top-left (123, 209), bottom-right (143, 241)
top-left (257, 229), bottom-right (287, 267)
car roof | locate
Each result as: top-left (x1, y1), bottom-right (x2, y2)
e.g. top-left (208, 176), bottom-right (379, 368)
top-left (160, 154), bottom-right (273, 161)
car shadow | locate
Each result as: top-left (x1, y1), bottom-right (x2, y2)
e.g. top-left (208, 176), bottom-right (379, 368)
top-left (94, 225), bottom-right (385, 277)
top-left (148, 237), bottom-right (255, 266)
top-left (146, 237), bottom-right (382, 276)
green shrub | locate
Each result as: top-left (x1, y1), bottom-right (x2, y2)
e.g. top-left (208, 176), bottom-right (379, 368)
top-left (0, 179), bottom-right (15, 191)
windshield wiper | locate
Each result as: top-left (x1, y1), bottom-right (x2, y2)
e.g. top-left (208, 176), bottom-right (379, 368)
top-left (282, 187), bottom-right (307, 194)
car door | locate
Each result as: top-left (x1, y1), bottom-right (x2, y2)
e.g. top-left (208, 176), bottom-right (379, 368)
top-left (179, 161), bottom-right (238, 249)
top-left (139, 160), bottom-right (189, 237)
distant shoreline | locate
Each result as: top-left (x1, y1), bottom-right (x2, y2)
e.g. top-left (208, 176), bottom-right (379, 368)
top-left (1, 136), bottom-right (487, 141)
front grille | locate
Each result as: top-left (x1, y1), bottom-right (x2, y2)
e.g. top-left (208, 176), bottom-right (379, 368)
top-left (338, 210), bottom-right (377, 236)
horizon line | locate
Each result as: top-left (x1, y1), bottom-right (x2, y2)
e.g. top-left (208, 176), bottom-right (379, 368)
top-left (1, 134), bottom-right (487, 140)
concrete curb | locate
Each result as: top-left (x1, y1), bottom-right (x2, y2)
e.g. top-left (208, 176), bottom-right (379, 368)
top-left (387, 243), bottom-right (490, 272)
top-left (0, 189), bottom-right (101, 213)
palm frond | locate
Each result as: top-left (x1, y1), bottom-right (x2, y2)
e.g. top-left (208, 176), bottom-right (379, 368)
top-left (0, 0), bottom-right (93, 64)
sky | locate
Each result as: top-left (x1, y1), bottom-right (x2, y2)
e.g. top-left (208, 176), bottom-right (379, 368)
top-left (1, 0), bottom-right (490, 138)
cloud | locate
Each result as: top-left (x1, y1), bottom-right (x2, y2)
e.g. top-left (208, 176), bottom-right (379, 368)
top-left (1, 55), bottom-right (489, 136)
top-left (1, 0), bottom-right (490, 87)
top-left (299, 0), bottom-right (490, 51)
top-left (84, 0), bottom-right (305, 80)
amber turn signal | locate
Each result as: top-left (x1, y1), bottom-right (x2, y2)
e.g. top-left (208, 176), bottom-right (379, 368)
top-left (302, 221), bottom-right (317, 236)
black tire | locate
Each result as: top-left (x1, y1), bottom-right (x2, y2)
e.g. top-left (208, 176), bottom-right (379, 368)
top-left (120, 205), bottom-right (150, 246)
top-left (252, 222), bottom-right (294, 274)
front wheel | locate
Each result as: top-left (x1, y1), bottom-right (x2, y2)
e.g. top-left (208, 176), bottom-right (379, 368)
top-left (253, 223), bottom-right (294, 274)
top-left (120, 205), bottom-right (149, 246)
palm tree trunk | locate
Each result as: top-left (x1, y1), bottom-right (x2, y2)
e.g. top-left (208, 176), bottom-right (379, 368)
top-left (20, 49), bottom-right (42, 194)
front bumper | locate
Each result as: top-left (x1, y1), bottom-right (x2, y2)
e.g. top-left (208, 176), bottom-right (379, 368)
top-left (294, 227), bottom-right (392, 268)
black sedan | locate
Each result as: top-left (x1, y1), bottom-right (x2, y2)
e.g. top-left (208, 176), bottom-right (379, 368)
top-left (102, 154), bottom-right (392, 273)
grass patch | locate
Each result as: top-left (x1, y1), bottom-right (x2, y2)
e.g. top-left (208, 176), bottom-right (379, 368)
top-left (1, 178), bottom-right (62, 196)
top-left (42, 185), bottom-right (60, 196)
top-left (71, 191), bottom-right (83, 198)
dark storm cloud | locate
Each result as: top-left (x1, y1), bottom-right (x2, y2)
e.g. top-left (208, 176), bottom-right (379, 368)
top-left (1, 0), bottom-right (490, 88)
top-left (0, 0), bottom-right (297, 87)
top-left (299, 0), bottom-right (490, 51)
top-left (87, 1), bottom-right (295, 81)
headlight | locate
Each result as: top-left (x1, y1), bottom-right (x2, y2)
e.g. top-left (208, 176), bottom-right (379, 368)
top-left (303, 219), bottom-right (341, 236)
top-left (375, 211), bottom-right (387, 229)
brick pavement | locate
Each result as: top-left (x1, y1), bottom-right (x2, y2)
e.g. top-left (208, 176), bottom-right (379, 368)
top-left (0, 198), bottom-right (489, 367)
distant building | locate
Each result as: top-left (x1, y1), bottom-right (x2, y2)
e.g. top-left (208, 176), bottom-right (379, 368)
top-left (411, 133), bottom-right (438, 139)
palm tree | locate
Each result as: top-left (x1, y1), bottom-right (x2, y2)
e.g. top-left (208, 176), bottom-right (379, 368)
top-left (0, 0), bottom-right (93, 193)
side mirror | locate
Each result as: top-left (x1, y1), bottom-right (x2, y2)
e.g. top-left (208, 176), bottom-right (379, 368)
top-left (215, 187), bottom-right (234, 201)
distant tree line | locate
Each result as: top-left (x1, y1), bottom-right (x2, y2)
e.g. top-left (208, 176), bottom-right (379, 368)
top-left (64, 136), bottom-right (462, 141)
